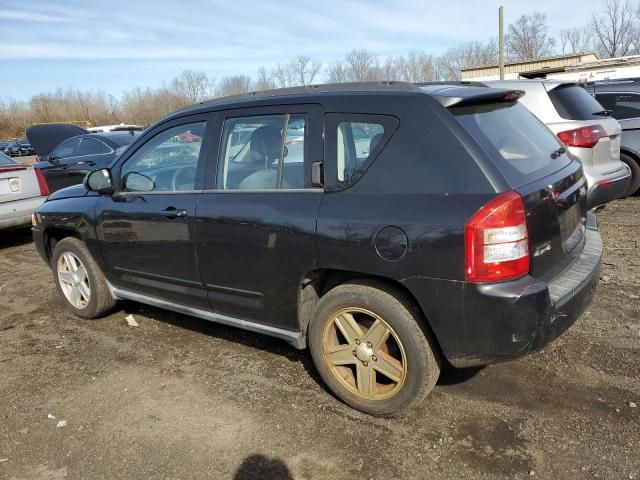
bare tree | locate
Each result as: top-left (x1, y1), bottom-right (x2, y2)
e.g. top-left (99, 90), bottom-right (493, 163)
top-left (254, 66), bottom-right (276, 91)
top-left (344, 49), bottom-right (378, 81)
top-left (217, 75), bottom-right (253, 97)
top-left (559, 27), bottom-right (594, 54)
top-left (326, 60), bottom-right (348, 83)
top-left (507, 12), bottom-right (555, 60)
top-left (591, 0), bottom-right (636, 57)
top-left (291, 55), bottom-right (322, 85)
top-left (170, 70), bottom-right (211, 103)
top-left (396, 51), bottom-right (435, 82)
top-left (435, 40), bottom-right (497, 80)
top-left (271, 62), bottom-right (296, 88)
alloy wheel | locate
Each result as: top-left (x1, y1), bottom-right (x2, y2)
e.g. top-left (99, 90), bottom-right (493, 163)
top-left (322, 307), bottom-right (407, 400)
top-left (57, 252), bottom-right (91, 309)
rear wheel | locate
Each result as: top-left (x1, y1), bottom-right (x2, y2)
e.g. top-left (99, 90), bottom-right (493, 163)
top-left (309, 280), bottom-right (440, 416)
top-left (620, 152), bottom-right (640, 196)
top-left (51, 237), bottom-right (116, 319)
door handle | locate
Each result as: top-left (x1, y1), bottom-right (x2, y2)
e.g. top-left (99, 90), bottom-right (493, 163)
top-left (160, 207), bottom-right (188, 218)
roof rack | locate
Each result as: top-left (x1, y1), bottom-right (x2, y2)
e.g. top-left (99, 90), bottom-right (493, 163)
top-left (177, 81), bottom-right (421, 113)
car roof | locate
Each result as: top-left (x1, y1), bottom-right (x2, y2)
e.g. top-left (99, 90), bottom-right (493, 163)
top-left (163, 81), bottom-right (523, 123)
top-left (82, 131), bottom-right (141, 146)
top-left (587, 77), bottom-right (640, 91)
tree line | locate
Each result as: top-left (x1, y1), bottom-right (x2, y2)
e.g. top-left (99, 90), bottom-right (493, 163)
top-left (1, 1), bottom-right (639, 139)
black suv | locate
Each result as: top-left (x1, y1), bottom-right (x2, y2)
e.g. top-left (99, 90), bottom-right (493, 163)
top-left (32, 82), bottom-right (602, 415)
top-left (585, 78), bottom-right (640, 195)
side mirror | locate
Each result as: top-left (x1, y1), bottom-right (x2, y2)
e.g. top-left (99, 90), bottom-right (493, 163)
top-left (84, 168), bottom-right (113, 193)
top-left (49, 155), bottom-right (60, 164)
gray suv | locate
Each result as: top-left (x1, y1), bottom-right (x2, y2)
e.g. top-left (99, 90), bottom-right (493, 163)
top-left (484, 80), bottom-right (631, 208)
top-left (585, 78), bottom-right (640, 195)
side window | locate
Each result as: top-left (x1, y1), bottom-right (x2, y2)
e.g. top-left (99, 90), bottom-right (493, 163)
top-left (596, 93), bottom-right (640, 120)
top-left (52, 138), bottom-right (80, 159)
top-left (100, 141), bottom-right (113, 154)
top-left (217, 114), bottom-right (307, 190)
top-left (76, 138), bottom-right (104, 156)
top-left (120, 122), bottom-right (205, 192)
top-left (326, 114), bottom-right (398, 189)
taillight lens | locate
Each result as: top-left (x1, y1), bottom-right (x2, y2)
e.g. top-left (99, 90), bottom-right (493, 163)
top-left (34, 168), bottom-right (50, 196)
top-left (465, 191), bottom-right (529, 282)
top-left (557, 125), bottom-right (607, 148)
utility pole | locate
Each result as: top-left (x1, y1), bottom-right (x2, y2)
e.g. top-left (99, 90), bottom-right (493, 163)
top-left (499, 6), bottom-right (505, 80)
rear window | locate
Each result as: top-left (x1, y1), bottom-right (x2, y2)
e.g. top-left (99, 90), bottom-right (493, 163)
top-left (548, 85), bottom-right (607, 120)
top-left (453, 102), bottom-right (572, 186)
top-left (595, 92), bottom-right (640, 120)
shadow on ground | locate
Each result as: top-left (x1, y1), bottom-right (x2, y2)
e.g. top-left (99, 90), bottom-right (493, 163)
top-left (0, 227), bottom-right (32, 249)
top-left (233, 454), bottom-right (293, 480)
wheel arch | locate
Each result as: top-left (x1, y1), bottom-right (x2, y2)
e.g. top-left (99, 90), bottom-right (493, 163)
top-left (297, 268), bottom-right (444, 358)
top-left (43, 227), bottom-right (80, 262)
top-left (620, 146), bottom-right (640, 163)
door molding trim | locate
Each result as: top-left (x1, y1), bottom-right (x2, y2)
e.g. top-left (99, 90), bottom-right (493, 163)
top-left (107, 282), bottom-right (305, 349)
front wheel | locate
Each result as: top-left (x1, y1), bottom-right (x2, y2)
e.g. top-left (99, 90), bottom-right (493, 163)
top-left (51, 237), bottom-right (117, 319)
top-left (309, 280), bottom-right (440, 416)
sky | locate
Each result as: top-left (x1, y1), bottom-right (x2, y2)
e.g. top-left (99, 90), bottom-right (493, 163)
top-left (0, 0), bottom-right (601, 100)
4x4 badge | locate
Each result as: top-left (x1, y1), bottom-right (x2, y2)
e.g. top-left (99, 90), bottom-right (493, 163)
top-left (534, 241), bottom-right (552, 257)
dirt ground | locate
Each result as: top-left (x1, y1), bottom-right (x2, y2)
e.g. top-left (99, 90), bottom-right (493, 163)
top-left (0, 198), bottom-right (638, 480)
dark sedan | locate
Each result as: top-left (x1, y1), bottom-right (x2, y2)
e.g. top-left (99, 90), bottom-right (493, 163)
top-left (16, 139), bottom-right (35, 156)
top-left (3, 141), bottom-right (25, 157)
top-left (31, 130), bottom-right (140, 192)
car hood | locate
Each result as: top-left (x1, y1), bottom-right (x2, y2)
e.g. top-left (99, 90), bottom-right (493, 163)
top-left (46, 183), bottom-right (90, 201)
top-left (26, 124), bottom-right (88, 158)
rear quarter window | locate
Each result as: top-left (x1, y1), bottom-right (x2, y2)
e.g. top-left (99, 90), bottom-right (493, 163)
top-left (548, 85), bottom-right (607, 120)
top-left (453, 102), bottom-right (573, 187)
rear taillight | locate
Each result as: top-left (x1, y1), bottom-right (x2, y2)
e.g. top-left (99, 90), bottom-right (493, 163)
top-left (465, 191), bottom-right (529, 283)
top-left (34, 168), bottom-right (50, 196)
top-left (557, 125), bottom-right (607, 148)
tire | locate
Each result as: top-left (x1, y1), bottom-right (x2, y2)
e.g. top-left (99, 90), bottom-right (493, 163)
top-left (621, 152), bottom-right (640, 196)
top-left (51, 237), bottom-right (117, 319)
top-left (308, 280), bottom-right (440, 416)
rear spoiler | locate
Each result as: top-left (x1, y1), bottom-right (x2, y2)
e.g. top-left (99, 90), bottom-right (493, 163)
top-left (417, 83), bottom-right (525, 108)
top-left (431, 88), bottom-right (525, 108)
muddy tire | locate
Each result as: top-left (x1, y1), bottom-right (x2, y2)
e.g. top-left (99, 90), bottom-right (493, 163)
top-left (51, 237), bottom-right (116, 319)
top-left (308, 280), bottom-right (440, 416)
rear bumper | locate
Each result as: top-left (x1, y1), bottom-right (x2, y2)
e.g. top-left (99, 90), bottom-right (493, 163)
top-left (0, 196), bottom-right (45, 230)
top-left (587, 165), bottom-right (632, 208)
top-left (403, 226), bottom-right (602, 368)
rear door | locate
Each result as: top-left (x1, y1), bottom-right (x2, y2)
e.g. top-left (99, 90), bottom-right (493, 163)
top-left (43, 138), bottom-right (81, 191)
top-left (453, 101), bottom-right (588, 280)
top-left (57, 137), bottom-right (114, 187)
top-left (193, 104), bottom-right (323, 330)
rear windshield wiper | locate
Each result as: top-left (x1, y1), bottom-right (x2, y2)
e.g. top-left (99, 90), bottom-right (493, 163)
top-left (593, 109), bottom-right (612, 116)
top-left (551, 146), bottom-right (566, 159)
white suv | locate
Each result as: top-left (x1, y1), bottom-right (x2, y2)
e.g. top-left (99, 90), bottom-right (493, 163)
top-left (483, 80), bottom-right (631, 208)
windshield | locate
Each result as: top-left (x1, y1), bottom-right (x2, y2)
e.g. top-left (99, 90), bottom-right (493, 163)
top-left (548, 84), bottom-right (608, 120)
top-left (453, 102), bottom-right (573, 187)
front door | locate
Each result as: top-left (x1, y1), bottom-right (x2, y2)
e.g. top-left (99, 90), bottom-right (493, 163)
top-left (95, 118), bottom-right (211, 309)
top-left (194, 105), bottom-right (324, 330)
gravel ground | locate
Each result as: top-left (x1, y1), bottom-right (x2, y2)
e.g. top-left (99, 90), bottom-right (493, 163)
top-left (0, 198), bottom-right (638, 480)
